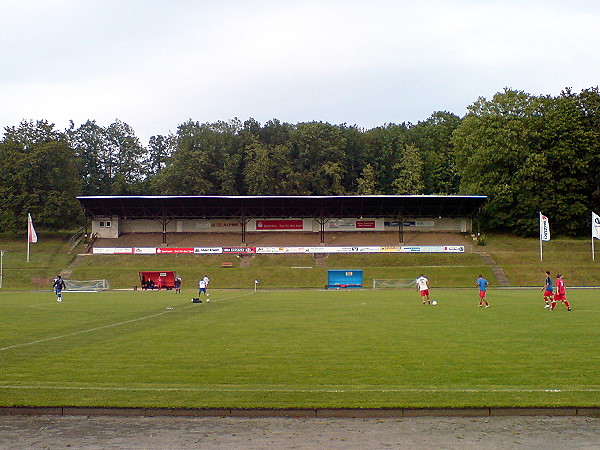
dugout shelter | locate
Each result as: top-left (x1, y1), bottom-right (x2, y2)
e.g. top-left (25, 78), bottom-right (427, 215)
top-left (139, 271), bottom-right (176, 290)
top-left (78, 195), bottom-right (487, 244)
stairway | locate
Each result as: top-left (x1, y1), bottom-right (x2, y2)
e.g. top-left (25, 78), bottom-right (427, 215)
top-left (475, 251), bottom-right (511, 286)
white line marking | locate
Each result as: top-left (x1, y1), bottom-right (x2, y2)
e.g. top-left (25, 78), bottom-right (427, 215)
top-left (0, 291), bottom-right (254, 352)
top-left (0, 385), bottom-right (599, 394)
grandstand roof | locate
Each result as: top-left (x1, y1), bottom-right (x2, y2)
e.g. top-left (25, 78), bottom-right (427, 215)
top-left (77, 195), bottom-right (487, 220)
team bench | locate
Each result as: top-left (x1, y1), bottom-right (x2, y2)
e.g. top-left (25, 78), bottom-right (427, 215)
top-left (221, 262), bottom-right (233, 268)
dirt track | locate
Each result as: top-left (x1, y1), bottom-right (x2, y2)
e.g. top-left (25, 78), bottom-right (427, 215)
top-left (1, 415), bottom-right (599, 449)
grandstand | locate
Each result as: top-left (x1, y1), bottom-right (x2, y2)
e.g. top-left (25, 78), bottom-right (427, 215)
top-left (78, 195), bottom-right (487, 250)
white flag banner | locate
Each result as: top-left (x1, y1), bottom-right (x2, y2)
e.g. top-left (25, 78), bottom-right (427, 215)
top-left (27, 213), bottom-right (38, 243)
top-left (539, 213), bottom-right (550, 242)
top-left (593, 212), bottom-right (600, 240)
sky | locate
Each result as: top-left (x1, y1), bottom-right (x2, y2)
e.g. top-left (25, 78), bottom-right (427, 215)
top-left (1, 0), bottom-right (599, 145)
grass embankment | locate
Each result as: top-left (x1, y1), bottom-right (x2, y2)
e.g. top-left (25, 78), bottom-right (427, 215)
top-left (1, 233), bottom-right (599, 289)
top-left (482, 234), bottom-right (600, 286)
top-left (1, 288), bottom-right (598, 409)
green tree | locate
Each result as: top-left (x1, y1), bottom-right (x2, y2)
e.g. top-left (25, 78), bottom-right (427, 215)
top-left (288, 122), bottom-right (348, 195)
top-left (406, 111), bottom-right (462, 194)
top-left (392, 144), bottom-right (425, 194)
top-left (0, 120), bottom-right (81, 231)
top-left (453, 88), bottom-right (600, 235)
top-left (357, 163), bottom-right (379, 194)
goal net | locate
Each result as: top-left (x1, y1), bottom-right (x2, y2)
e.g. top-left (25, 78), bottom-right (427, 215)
top-left (64, 279), bottom-right (110, 292)
top-left (372, 279), bottom-right (416, 289)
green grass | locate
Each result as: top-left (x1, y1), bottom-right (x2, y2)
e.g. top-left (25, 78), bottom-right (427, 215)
top-left (1, 288), bottom-right (598, 408)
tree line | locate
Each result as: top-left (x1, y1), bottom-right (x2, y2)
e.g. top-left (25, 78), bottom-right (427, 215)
top-left (0, 87), bottom-right (598, 236)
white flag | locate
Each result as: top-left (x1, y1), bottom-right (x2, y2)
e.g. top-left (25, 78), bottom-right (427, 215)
top-left (539, 213), bottom-right (550, 242)
top-left (593, 212), bottom-right (600, 240)
top-left (27, 213), bottom-right (38, 243)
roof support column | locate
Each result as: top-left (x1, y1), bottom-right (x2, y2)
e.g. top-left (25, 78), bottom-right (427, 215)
top-left (398, 217), bottom-right (404, 244)
top-left (315, 217), bottom-right (330, 244)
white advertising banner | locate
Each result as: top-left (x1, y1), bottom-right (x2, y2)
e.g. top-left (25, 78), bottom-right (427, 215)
top-left (114, 248), bottom-right (134, 254)
top-left (93, 247), bottom-right (115, 254)
top-left (92, 244), bottom-right (465, 255)
top-left (134, 247), bottom-right (157, 254)
top-left (194, 247), bottom-right (223, 254)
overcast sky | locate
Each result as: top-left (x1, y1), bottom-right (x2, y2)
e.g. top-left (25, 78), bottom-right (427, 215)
top-left (1, 0), bottom-right (599, 145)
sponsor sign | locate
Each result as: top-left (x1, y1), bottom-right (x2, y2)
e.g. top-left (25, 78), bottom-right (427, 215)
top-left (256, 219), bottom-right (304, 230)
top-left (256, 247), bottom-right (286, 254)
top-left (356, 220), bottom-right (376, 229)
top-left (328, 219), bottom-right (355, 229)
top-left (156, 247), bottom-right (194, 254)
top-left (194, 247), bottom-right (223, 254)
top-left (93, 244), bottom-right (464, 255)
top-left (114, 247), bottom-right (134, 254)
top-left (443, 246), bottom-right (464, 252)
top-left (93, 247), bottom-right (115, 254)
top-left (385, 220), bottom-right (435, 227)
top-left (222, 247), bottom-right (256, 254)
top-left (134, 247), bottom-right (157, 254)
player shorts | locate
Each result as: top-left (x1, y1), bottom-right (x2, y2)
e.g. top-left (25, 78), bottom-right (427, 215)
top-left (199, 288), bottom-right (207, 294)
top-left (420, 289), bottom-right (429, 297)
top-left (479, 290), bottom-right (486, 298)
top-left (554, 294), bottom-right (566, 302)
top-left (543, 290), bottom-right (553, 297)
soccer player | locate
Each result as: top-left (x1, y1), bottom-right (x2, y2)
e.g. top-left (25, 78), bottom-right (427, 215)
top-left (198, 278), bottom-right (208, 298)
top-left (550, 273), bottom-right (571, 311)
top-left (53, 275), bottom-right (66, 302)
top-left (174, 276), bottom-right (182, 294)
top-left (416, 274), bottom-right (430, 305)
top-left (542, 271), bottom-right (553, 308)
top-left (476, 274), bottom-right (489, 308)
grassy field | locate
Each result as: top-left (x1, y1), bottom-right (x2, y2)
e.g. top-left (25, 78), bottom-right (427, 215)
top-left (1, 287), bottom-right (598, 409)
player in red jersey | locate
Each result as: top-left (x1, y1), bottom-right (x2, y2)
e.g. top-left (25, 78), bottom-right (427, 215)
top-left (550, 273), bottom-right (571, 311)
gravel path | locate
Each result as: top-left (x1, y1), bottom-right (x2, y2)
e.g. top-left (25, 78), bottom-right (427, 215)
top-left (1, 415), bottom-right (599, 449)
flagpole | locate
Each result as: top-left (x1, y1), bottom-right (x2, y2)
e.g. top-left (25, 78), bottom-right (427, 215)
top-left (27, 233), bottom-right (30, 262)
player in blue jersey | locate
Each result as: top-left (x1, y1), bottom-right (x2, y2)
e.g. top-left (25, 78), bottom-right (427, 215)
top-left (542, 271), bottom-right (553, 308)
top-left (476, 275), bottom-right (489, 308)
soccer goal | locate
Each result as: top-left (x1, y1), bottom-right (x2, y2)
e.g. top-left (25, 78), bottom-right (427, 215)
top-left (372, 279), bottom-right (416, 289)
top-left (64, 279), bottom-right (110, 292)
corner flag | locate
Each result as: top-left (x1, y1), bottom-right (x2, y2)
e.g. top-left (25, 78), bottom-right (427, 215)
top-left (27, 213), bottom-right (38, 243)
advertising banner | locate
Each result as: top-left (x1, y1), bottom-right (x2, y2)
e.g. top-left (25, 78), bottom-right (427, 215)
top-left (93, 248), bottom-right (115, 254)
top-left (222, 247), bottom-right (256, 254)
top-left (156, 248), bottom-right (195, 254)
top-left (194, 247), bottom-right (223, 254)
top-left (114, 248), bottom-right (134, 254)
top-left (255, 220), bottom-right (304, 230)
top-left (134, 247), bottom-right (157, 254)
top-left (356, 220), bottom-right (376, 229)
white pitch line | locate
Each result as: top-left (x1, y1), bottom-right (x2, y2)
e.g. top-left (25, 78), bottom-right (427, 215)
top-left (0, 291), bottom-right (254, 352)
top-left (1, 385), bottom-right (600, 394)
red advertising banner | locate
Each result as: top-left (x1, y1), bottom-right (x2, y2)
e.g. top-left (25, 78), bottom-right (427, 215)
top-left (256, 220), bottom-right (304, 230)
top-left (356, 220), bottom-right (376, 229)
top-left (156, 248), bottom-right (195, 254)
top-left (222, 247), bottom-right (256, 254)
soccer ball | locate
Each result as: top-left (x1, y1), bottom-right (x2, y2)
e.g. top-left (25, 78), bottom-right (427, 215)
top-left (206, 298), bottom-right (210, 303)
top-left (431, 300), bottom-right (437, 306)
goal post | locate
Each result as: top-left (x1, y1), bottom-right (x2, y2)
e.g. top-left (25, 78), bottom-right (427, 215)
top-left (63, 279), bottom-right (110, 292)
top-left (372, 279), bottom-right (415, 289)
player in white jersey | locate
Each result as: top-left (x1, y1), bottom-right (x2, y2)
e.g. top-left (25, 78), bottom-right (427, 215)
top-left (416, 274), bottom-right (431, 305)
